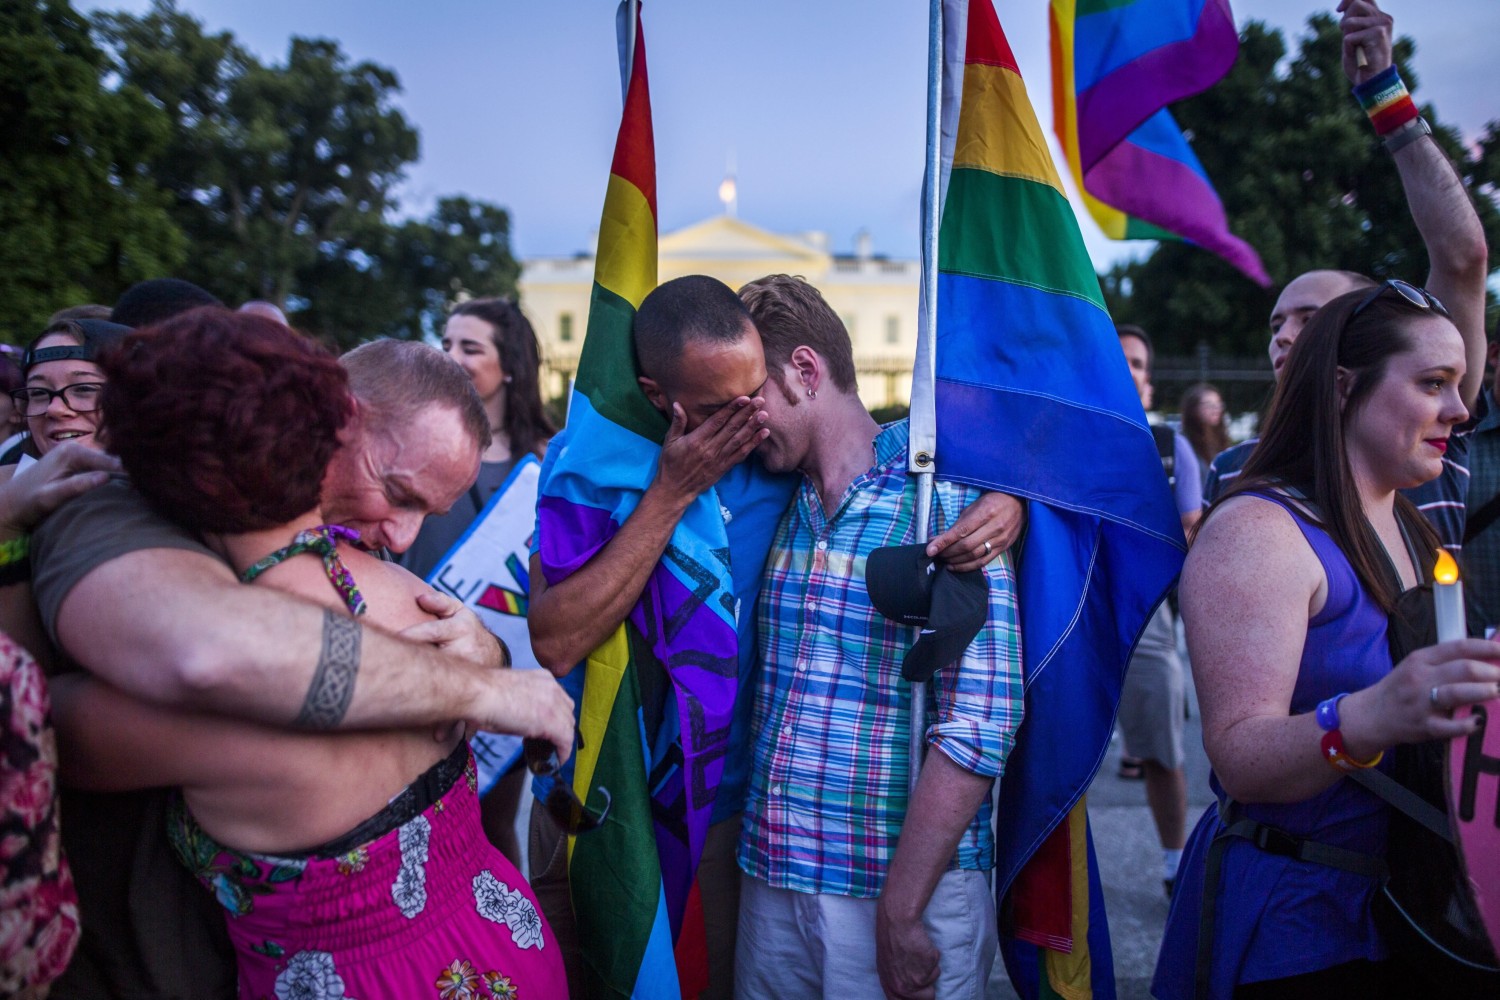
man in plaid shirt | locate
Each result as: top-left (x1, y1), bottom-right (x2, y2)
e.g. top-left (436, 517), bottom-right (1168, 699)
top-left (735, 276), bottom-right (1024, 1000)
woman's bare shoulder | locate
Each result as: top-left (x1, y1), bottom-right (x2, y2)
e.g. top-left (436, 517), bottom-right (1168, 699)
top-left (338, 548), bottom-right (438, 633)
top-left (1186, 491), bottom-right (1323, 597)
top-left (1198, 491), bottom-right (1311, 546)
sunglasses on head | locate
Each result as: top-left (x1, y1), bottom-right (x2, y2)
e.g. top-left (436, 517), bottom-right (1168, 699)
top-left (523, 737), bottom-right (611, 835)
top-left (1351, 279), bottom-right (1450, 321)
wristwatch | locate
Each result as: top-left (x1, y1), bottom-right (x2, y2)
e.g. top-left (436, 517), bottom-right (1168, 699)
top-left (1384, 116), bottom-right (1431, 155)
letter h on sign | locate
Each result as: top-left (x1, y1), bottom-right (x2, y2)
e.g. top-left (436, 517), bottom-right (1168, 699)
top-left (1458, 705), bottom-right (1500, 829)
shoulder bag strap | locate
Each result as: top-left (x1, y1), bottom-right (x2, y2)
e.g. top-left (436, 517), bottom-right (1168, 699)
top-left (1464, 490), bottom-right (1500, 544)
top-left (1345, 764), bottom-right (1455, 843)
top-left (1195, 798), bottom-right (1388, 999)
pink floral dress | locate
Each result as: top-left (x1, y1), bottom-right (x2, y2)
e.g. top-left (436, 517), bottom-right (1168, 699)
top-left (0, 632), bottom-right (80, 993)
top-left (169, 751), bottom-right (566, 1000)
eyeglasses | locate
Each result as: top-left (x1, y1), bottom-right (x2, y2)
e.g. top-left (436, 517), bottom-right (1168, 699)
top-left (1351, 279), bottom-right (1450, 321)
top-left (9, 383), bottom-right (103, 418)
top-left (523, 737), bottom-right (611, 835)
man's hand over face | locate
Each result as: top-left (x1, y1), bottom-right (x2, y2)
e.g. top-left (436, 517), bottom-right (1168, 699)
top-left (655, 397), bottom-right (768, 504)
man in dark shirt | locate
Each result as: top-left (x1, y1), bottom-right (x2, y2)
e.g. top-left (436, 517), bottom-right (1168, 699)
top-left (1202, 4), bottom-right (1488, 553)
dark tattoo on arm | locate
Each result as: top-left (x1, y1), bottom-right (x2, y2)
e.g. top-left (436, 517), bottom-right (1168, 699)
top-left (294, 609), bottom-right (361, 729)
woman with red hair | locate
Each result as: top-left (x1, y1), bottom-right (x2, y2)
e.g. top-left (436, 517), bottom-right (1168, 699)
top-left (47, 310), bottom-right (567, 999)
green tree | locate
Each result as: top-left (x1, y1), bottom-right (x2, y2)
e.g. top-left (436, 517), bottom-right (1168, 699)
top-left (295, 196), bottom-right (523, 346)
top-left (92, 1), bottom-right (521, 349)
top-left (396, 196), bottom-right (524, 335)
top-left (0, 0), bottom-right (184, 338)
top-left (1106, 14), bottom-right (1500, 358)
top-left (93, 3), bottom-right (418, 316)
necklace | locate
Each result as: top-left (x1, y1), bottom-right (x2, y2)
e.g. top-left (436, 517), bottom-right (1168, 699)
top-left (239, 524), bottom-right (368, 616)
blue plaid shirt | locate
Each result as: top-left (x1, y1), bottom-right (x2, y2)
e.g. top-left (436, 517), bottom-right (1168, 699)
top-left (738, 420), bottom-right (1024, 898)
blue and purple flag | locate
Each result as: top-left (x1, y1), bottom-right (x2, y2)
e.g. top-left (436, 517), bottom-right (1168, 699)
top-left (919, 1), bottom-right (1188, 995)
top-left (1051, 0), bottom-right (1269, 285)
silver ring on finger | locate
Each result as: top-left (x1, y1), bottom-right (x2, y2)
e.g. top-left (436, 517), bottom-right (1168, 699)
top-left (1430, 685), bottom-right (1441, 710)
top-left (983, 539), bottom-right (992, 556)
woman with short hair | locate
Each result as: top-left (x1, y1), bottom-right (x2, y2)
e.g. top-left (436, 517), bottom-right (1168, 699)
top-left (48, 309), bottom-right (568, 999)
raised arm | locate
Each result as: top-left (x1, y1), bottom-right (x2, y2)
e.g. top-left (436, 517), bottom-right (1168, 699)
top-left (1341, 0), bottom-right (1489, 407)
top-left (529, 397), bottom-right (766, 674)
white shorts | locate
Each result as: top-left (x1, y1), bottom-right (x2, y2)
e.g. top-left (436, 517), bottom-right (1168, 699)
top-left (733, 869), bottom-right (996, 1000)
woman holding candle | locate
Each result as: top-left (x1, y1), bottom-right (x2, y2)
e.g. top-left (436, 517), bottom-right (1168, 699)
top-left (1153, 282), bottom-right (1500, 998)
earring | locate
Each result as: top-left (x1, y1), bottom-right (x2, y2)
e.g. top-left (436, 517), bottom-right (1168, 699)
top-left (807, 389), bottom-right (817, 399)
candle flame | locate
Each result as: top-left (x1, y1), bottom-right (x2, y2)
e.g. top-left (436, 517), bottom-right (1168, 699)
top-left (1434, 548), bottom-right (1460, 585)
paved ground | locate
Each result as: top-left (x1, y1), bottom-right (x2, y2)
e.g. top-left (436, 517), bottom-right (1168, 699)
top-left (514, 637), bottom-right (1213, 1000)
top-left (987, 640), bottom-right (1212, 1000)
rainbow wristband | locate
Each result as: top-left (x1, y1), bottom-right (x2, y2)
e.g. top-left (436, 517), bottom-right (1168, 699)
top-left (1321, 729), bottom-right (1384, 773)
top-left (1353, 65), bottom-right (1418, 136)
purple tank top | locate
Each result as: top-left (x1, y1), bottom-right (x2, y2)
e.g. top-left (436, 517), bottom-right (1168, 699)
top-left (1154, 491), bottom-right (1396, 998)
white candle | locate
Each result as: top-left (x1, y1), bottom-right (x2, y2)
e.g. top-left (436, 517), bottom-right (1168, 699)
top-left (1434, 549), bottom-right (1467, 643)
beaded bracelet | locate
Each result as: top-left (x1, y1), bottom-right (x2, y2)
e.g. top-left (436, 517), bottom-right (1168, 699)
top-left (1352, 65), bottom-right (1419, 137)
top-left (1320, 729), bottom-right (1384, 774)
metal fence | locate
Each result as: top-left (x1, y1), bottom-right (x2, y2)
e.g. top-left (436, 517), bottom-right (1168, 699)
top-left (544, 346), bottom-right (1278, 423)
top-left (1154, 346), bottom-right (1275, 417)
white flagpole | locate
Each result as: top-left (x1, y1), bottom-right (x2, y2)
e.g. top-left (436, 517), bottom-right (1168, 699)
top-left (906, 0), bottom-right (945, 795)
top-left (617, 0), bottom-right (638, 104)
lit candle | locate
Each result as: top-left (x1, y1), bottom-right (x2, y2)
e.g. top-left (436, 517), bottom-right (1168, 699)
top-left (1434, 549), bottom-right (1467, 643)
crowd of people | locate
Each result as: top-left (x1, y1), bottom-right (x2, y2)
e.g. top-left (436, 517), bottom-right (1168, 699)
top-left (2, 2), bottom-right (1498, 999)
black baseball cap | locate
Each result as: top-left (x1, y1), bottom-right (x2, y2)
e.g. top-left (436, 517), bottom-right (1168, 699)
top-left (866, 543), bottom-right (988, 683)
top-left (23, 319), bottom-right (133, 373)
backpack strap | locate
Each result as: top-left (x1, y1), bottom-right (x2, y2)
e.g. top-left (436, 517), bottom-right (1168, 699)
top-left (1194, 798), bottom-right (1388, 1000)
top-left (1465, 490), bottom-right (1500, 544)
top-left (1346, 764), bottom-right (1455, 843)
top-left (1151, 424), bottom-right (1176, 488)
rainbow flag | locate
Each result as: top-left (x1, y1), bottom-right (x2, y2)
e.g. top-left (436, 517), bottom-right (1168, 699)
top-left (534, 5), bottom-right (732, 995)
top-left (1050, 0), bottom-right (1269, 285)
top-left (922, 2), bottom-right (1186, 996)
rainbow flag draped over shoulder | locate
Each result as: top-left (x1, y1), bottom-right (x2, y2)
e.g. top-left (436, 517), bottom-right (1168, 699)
top-left (1050, 0), bottom-right (1269, 286)
top-left (534, 5), bottom-right (732, 996)
top-left (922, 2), bottom-right (1186, 997)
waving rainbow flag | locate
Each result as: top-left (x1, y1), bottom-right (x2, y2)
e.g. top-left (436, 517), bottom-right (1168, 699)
top-left (534, 5), bottom-right (731, 995)
top-left (922, 1), bottom-right (1186, 996)
top-left (1050, 0), bottom-right (1269, 285)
